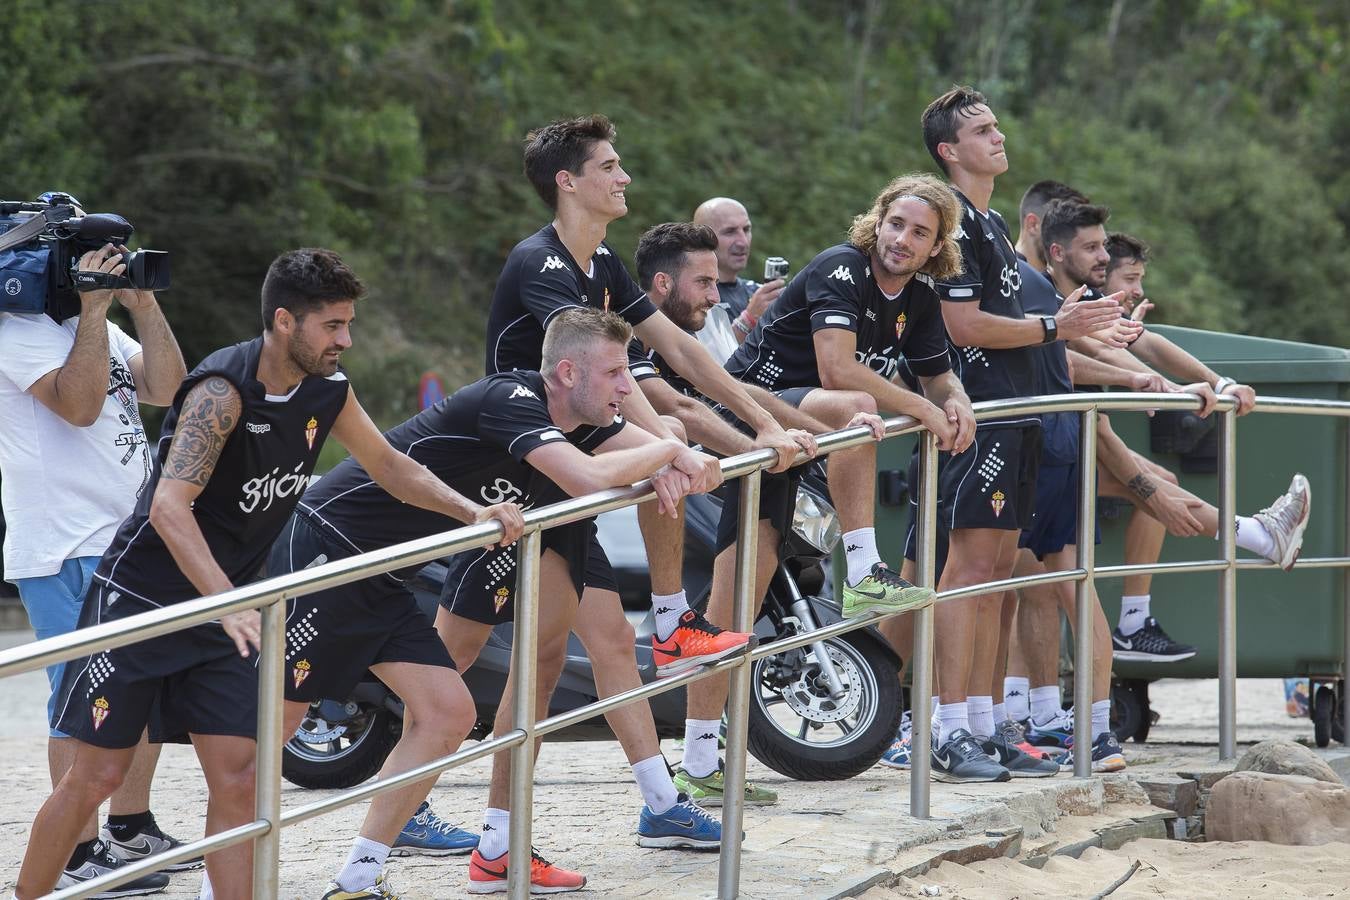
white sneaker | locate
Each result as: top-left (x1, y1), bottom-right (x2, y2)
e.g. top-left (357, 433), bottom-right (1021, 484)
top-left (1254, 473), bottom-right (1311, 571)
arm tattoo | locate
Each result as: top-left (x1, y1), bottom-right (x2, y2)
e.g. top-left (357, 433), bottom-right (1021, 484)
top-left (162, 376), bottom-right (241, 487)
top-left (1126, 473), bottom-right (1157, 501)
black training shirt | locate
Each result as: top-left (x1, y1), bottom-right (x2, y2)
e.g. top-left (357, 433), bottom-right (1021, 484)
top-left (94, 338), bottom-right (350, 605)
top-left (298, 371), bottom-right (624, 580)
top-left (486, 224), bottom-right (658, 374)
top-left (724, 244), bottom-right (949, 391)
top-left (936, 191), bottom-right (1038, 426)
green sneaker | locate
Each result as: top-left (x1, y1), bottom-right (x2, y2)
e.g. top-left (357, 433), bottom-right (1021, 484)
top-left (842, 563), bottom-right (935, 618)
top-left (673, 763), bottom-right (778, 806)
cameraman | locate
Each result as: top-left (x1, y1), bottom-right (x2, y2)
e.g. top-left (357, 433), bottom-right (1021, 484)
top-left (0, 241), bottom-right (190, 893)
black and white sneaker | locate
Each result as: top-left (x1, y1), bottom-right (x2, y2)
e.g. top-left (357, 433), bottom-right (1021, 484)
top-left (103, 817), bottom-right (204, 872)
top-left (1112, 617), bottom-right (1196, 662)
top-left (59, 838), bottom-right (170, 897)
top-left (931, 728), bottom-right (1010, 783)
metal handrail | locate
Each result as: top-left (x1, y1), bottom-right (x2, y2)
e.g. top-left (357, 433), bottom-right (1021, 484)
top-left (6, 391), bottom-right (1344, 898)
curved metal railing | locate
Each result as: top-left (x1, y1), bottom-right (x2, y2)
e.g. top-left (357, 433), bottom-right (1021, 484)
top-left (0, 392), bottom-right (1346, 898)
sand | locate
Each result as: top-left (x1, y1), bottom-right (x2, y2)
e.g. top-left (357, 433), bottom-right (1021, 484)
top-left (870, 838), bottom-right (1350, 899)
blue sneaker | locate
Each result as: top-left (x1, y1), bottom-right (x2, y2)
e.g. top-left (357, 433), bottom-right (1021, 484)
top-left (1026, 708), bottom-right (1075, 750)
top-left (879, 710), bottom-right (912, 769)
top-left (636, 793), bottom-right (723, 851)
top-left (390, 801), bottom-right (479, 857)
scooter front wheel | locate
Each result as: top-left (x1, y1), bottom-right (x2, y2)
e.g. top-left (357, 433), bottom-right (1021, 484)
top-left (746, 631), bottom-right (901, 780)
top-left (283, 700), bottom-right (401, 789)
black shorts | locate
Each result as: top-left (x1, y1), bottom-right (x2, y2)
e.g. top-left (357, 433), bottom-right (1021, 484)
top-left (902, 442), bottom-right (951, 578)
top-left (1017, 461), bottom-right (1102, 561)
top-left (439, 520), bottom-right (596, 625)
top-left (936, 425), bottom-right (1042, 532)
top-left (715, 468), bottom-right (801, 554)
top-left (270, 515), bottom-right (455, 703)
top-left (53, 580), bottom-right (258, 748)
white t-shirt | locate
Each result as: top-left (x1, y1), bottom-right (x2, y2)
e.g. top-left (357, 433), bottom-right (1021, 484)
top-left (0, 312), bottom-right (150, 579)
top-left (695, 305), bottom-right (741, 365)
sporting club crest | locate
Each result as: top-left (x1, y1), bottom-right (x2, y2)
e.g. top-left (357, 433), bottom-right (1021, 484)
top-left (990, 489), bottom-right (1006, 517)
top-left (494, 586), bottom-right (510, 614)
top-left (305, 416), bottom-right (318, 451)
top-left (293, 659), bottom-right (312, 689)
top-left (92, 697), bottom-right (110, 731)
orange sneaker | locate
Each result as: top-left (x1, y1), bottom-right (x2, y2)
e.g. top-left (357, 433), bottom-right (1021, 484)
top-left (652, 609), bottom-right (755, 678)
top-left (467, 847), bottom-right (586, 894)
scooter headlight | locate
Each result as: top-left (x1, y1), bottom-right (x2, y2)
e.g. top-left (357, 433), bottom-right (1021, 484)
top-left (792, 489), bottom-right (840, 554)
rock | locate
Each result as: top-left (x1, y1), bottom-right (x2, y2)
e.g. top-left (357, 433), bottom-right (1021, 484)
top-left (1207, 771), bottom-right (1350, 845)
top-left (1234, 739), bottom-right (1340, 784)
top-left (1135, 774), bottom-right (1200, 817)
top-left (1102, 776), bottom-right (1150, 805)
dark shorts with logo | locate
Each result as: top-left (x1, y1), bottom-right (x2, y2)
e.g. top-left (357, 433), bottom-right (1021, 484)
top-left (438, 520), bottom-right (597, 625)
top-left (269, 514), bottom-right (455, 703)
top-left (53, 581), bottom-right (259, 748)
top-left (936, 424), bottom-right (1042, 532)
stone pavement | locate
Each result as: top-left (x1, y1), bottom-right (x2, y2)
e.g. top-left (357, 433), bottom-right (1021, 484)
top-left (0, 626), bottom-right (1337, 899)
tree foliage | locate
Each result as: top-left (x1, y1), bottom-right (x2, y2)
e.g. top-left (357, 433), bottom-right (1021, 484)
top-left (2, 0), bottom-right (1345, 427)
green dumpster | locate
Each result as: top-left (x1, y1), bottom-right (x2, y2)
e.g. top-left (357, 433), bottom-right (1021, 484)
top-left (869, 325), bottom-right (1349, 681)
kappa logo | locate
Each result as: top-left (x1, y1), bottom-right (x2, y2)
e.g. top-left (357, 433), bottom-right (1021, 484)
top-left (828, 265), bottom-right (855, 284)
top-left (540, 255), bottom-right (570, 273)
top-left (990, 489), bottom-right (1007, 517)
top-left (91, 697), bottom-right (110, 730)
top-left (509, 384), bottom-right (538, 400)
top-left (245, 422), bottom-right (271, 434)
top-left (697, 732), bottom-right (719, 741)
top-left (595, 245), bottom-right (611, 256)
top-left (292, 659), bottom-right (311, 689)
top-left (493, 586), bottom-right (510, 614)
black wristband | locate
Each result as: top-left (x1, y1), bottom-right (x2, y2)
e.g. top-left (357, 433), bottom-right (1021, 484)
top-left (1040, 315), bottom-right (1058, 343)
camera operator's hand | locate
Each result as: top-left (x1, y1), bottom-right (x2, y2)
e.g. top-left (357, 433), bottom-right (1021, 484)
top-left (746, 278), bottom-right (786, 321)
top-left (77, 244), bottom-right (124, 315)
top-left (112, 244), bottom-right (156, 313)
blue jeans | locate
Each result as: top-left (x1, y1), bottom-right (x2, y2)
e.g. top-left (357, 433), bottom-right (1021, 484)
top-left (16, 556), bottom-right (99, 738)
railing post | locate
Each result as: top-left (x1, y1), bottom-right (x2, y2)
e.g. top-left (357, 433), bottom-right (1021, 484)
top-left (1342, 417), bottom-right (1349, 745)
top-left (718, 467), bottom-right (762, 900)
top-left (508, 529), bottom-right (542, 899)
top-left (252, 598), bottom-right (285, 899)
top-left (1073, 407), bottom-right (1098, 778)
top-left (1217, 406), bottom-right (1238, 760)
top-left (909, 430), bottom-right (938, 818)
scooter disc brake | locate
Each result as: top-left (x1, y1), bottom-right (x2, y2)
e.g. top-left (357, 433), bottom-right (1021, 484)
top-left (295, 717), bottom-right (349, 744)
top-left (778, 644), bottom-right (862, 724)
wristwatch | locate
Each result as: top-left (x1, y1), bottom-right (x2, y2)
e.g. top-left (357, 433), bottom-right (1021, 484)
top-left (1040, 315), bottom-right (1058, 343)
top-left (1213, 376), bottom-right (1236, 394)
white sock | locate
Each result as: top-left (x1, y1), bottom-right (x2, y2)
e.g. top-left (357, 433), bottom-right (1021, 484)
top-left (968, 695), bottom-right (994, 738)
top-left (935, 701), bottom-right (969, 745)
top-left (198, 873), bottom-right (213, 900)
top-left (1117, 594), bottom-right (1151, 636)
top-left (1091, 699), bottom-right (1111, 740)
top-left (1030, 686), bottom-right (1061, 725)
top-left (1230, 515), bottom-right (1276, 559)
top-left (335, 836), bottom-right (389, 892)
top-left (992, 702), bottom-right (1008, 725)
top-left (652, 590), bottom-right (691, 642)
top-left (1003, 676), bottom-right (1030, 721)
top-left (681, 718), bottom-right (722, 779)
top-left (479, 808), bottom-right (510, 859)
top-left (843, 528), bottom-right (882, 585)
top-left (632, 755), bottom-right (679, 814)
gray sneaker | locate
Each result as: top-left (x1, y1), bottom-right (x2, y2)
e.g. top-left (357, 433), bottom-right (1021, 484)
top-left (1253, 473), bottom-right (1311, 571)
top-left (931, 728), bottom-right (1010, 783)
top-left (59, 839), bottom-right (170, 897)
top-left (986, 721), bottom-right (1060, 778)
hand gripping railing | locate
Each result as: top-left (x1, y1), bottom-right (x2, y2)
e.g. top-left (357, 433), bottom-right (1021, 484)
top-left (1, 392), bottom-right (1346, 898)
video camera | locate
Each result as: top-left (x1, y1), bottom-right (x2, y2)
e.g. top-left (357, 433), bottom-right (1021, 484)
top-left (0, 192), bottom-right (169, 322)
